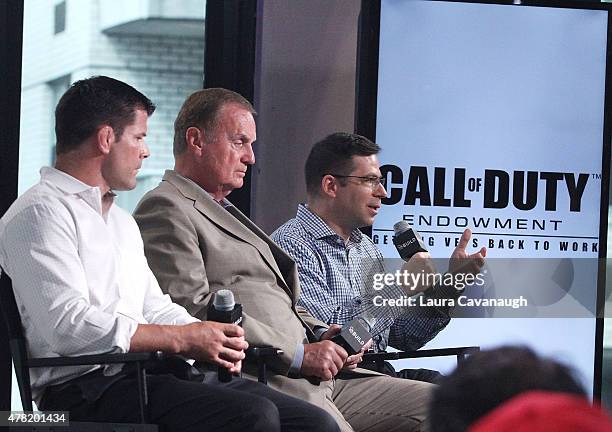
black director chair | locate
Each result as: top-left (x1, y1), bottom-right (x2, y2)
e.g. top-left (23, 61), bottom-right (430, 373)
top-left (0, 271), bottom-right (281, 432)
top-left (0, 270), bottom-right (160, 431)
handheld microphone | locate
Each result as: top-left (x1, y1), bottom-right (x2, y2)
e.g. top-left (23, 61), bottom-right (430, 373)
top-left (208, 290), bottom-right (243, 382)
top-left (331, 317), bottom-right (372, 355)
top-left (392, 221), bottom-right (428, 262)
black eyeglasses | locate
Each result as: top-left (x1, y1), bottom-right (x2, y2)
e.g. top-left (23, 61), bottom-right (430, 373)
top-left (328, 174), bottom-right (386, 191)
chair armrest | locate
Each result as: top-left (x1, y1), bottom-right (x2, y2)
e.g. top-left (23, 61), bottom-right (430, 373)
top-left (28, 351), bottom-right (165, 368)
top-left (362, 346), bottom-right (479, 364)
top-left (246, 345), bottom-right (283, 360)
top-left (27, 351), bottom-right (165, 424)
top-left (245, 345), bottom-right (283, 385)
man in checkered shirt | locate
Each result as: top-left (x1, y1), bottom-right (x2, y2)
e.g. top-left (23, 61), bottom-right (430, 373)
top-left (272, 132), bottom-right (486, 381)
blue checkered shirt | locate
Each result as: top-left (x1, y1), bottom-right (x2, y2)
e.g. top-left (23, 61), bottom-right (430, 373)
top-left (272, 204), bottom-right (453, 352)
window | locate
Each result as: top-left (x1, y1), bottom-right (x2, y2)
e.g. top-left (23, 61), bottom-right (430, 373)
top-left (20, 0), bottom-right (205, 211)
top-left (13, 0), bottom-right (206, 409)
top-left (54, 1), bottom-right (66, 35)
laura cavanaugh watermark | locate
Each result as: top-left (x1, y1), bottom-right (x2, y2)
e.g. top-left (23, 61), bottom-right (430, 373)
top-left (372, 269), bottom-right (486, 291)
top-left (372, 294), bottom-right (528, 309)
top-left (363, 258), bottom-right (606, 318)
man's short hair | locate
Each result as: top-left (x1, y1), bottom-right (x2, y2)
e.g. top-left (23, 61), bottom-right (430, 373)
top-left (173, 88), bottom-right (256, 155)
top-left (55, 76), bottom-right (155, 154)
top-left (304, 132), bottom-right (381, 196)
top-left (429, 346), bottom-right (586, 432)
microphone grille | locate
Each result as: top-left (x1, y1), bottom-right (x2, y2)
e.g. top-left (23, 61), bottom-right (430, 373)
top-left (213, 289), bottom-right (235, 311)
top-left (393, 220), bottom-right (412, 235)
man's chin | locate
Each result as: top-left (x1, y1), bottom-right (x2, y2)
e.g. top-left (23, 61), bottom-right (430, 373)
top-left (362, 216), bottom-right (376, 227)
top-left (110, 180), bottom-right (137, 192)
top-left (230, 179), bottom-right (244, 189)
top-left (354, 217), bottom-right (375, 230)
top-left (220, 180), bottom-right (244, 196)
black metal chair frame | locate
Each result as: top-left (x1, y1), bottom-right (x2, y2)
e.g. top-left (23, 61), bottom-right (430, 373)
top-left (246, 345), bottom-right (283, 385)
top-left (0, 270), bottom-right (284, 431)
top-left (0, 271), bottom-right (163, 430)
top-left (2, 267), bottom-right (478, 430)
top-left (362, 345), bottom-right (480, 373)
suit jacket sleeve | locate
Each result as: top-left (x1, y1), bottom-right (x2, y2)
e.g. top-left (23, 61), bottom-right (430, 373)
top-left (134, 192), bottom-right (303, 374)
top-left (134, 193), bottom-right (210, 316)
top-left (296, 305), bottom-right (328, 334)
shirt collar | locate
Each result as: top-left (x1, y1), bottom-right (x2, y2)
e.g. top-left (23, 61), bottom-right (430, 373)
top-left (40, 167), bottom-right (95, 194)
top-left (296, 204), bottom-right (363, 244)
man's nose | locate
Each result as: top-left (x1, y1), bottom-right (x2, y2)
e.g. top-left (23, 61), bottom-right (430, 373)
top-left (374, 182), bottom-right (386, 198)
top-left (243, 143), bottom-right (255, 164)
top-left (141, 142), bottom-right (150, 159)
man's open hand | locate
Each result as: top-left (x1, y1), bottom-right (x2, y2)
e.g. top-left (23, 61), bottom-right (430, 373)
top-left (449, 228), bottom-right (487, 276)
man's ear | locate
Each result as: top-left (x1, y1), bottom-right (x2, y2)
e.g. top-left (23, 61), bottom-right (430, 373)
top-left (97, 126), bottom-right (114, 155)
top-left (321, 175), bottom-right (338, 198)
top-left (185, 126), bottom-right (204, 156)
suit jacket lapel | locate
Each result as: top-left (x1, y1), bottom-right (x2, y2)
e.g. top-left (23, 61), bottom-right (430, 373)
top-left (223, 204), bottom-right (302, 296)
top-left (224, 205), bottom-right (313, 337)
top-left (223, 204), bottom-right (297, 297)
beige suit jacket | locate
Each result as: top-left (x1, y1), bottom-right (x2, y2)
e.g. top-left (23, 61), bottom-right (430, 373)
top-left (134, 170), bottom-right (376, 405)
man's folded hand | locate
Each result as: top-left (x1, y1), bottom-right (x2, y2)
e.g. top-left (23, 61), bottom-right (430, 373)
top-left (400, 251), bottom-right (437, 294)
top-left (301, 340), bottom-right (348, 381)
top-left (343, 338), bottom-right (373, 371)
top-left (179, 321), bottom-right (248, 373)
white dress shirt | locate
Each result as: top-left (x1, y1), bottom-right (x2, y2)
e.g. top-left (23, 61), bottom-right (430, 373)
top-left (0, 167), bottom-right (197, 403)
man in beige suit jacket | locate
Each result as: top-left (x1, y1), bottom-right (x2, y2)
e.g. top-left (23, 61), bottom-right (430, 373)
top-left (134, 88), bottom-right (433, 432)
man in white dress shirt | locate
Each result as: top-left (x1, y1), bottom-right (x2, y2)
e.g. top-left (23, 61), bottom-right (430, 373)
top-left (0, 76), bottom-right (337, 432)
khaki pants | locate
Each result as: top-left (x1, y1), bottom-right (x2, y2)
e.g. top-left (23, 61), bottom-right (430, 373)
top-left (320, 373), bottom-right (433, 432)
top-left (246, 367), bottom-right (433, 432)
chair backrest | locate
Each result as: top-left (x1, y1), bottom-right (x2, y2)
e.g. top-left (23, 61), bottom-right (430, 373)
top-left (0, 270), bottom-right (159, 430)
top-left (0, 270), bottom-right (34, 410)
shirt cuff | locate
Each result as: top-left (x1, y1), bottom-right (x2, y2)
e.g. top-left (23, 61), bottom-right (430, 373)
top-left (117, 315), bottom-right (140, 353)
top-left (432, 281), bottom-right (462, 300)
top-left (421, 278), bottom-right (462, 316)
top-left (289, 342), bottom-right (305, 374)
top-left (313, 326), bottom-right (328, 340)
top-left (425, 274), bottom-right (463, 299)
